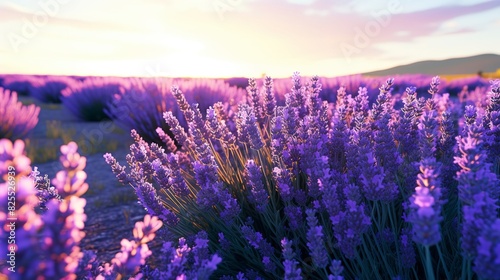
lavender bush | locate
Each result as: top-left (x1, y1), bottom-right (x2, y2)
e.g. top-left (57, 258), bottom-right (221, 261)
top-left (101, 74), bottom-right (500, 279)
top-left (61, 77), bottom-right (129, 121)
top-left (31, 76), bottom-right (76, 103)
top-left (0, 88), bottom-right (40, 140)
top-left (1, 75), bottom-right (41, 96)
top-left (1, 73), bottom-right (499, 279)
top-left (106, 77), bottom-right (245, 146)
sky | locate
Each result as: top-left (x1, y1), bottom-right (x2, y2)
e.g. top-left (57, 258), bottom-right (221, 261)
top-left (1, 0), bottom-right (499, 78)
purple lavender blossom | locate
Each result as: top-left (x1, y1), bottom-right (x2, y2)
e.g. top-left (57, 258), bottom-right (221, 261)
top-left (395, 86), bottom-right (421, 162)
top-left (418, 110), bottom-right (439, 159)
top-left (407, 159), bottom-right (443, 246)
top-left (206, 106), bottom-right (237, 147)
top-left (262, 76), bottom-right (276, 117)
top-left (237, 104), bottom-right (264, 149)
top-left (52, 142), bottom-right (89, 197)
top-left (328, 259), bottom-right (344, 280)
top-left (111, 215), bottom-right (163, 276)
top-left (0, 88), bottom-right (40, 140)
top-left (287, 72), bottom-right (307, 118)
top-left (247, 78), bottom-right (263, 122)
top-left (29, 167), bottom-right (62, 211)
top-left (352, 127), bottom-right (398, 202)
top-left (207, 106), bottom-right (225, 140)
top-left (281, 238), bottom-right (302, 280)
top-left (245, 160), bottom-right (269, 212)
top-left (454, 133), bottom-right (499, 205)
top-left (163, 111), bottom-right (191, 148)
top-left (306, 209), bottom-right (329, 268)
top-left (135, 181), bottom-right (179, 226)
top-left (273, 167), bottom-right (293, 202)
top-left (156, 127), bottom-right (178, 153)
top-left (39, 197), bottom-right (87, 279)
top-left (353, 87), bottom-right (370, 119)
top-left (0, 139), bottom-right (32, 180)
top-left (461, 192), bottom-right (498, 259)
top-left (428, 76), bottom-right (440, 95)
top-left (284, 205), bottom-right (303, 231)
top-left (103, 153), bottom-right (130, 184)
top-left (474, 219), bottom-right (500, 279)
top-left (331, 198), bottom-right (371, 259)
top-left (399, 227), bottom-right (416, 268)
top-left (0, 140), bottom-right (90, 279)
top-left (166, 153), bottom-right (190, 197)
top-left (485, 79), bottom-right (500, 123)
top-left (329, 106), bottom-right (349, 171)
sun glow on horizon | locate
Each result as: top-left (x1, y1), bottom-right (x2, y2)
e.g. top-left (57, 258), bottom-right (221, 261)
top-left (1, 0), bottom-right (500, 78)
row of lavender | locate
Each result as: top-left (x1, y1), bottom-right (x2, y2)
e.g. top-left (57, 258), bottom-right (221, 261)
top-left (1, 73), bottom-right (491, 104)
top-left (1, 73), bottom-right (499, 279)
top-left (0, 73), bottom-right (491, 143)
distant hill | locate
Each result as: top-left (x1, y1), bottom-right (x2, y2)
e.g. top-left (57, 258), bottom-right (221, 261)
top-left (364, 53), bottom-right (500, 76)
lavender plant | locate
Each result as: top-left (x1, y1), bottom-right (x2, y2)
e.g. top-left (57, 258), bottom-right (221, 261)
top-left (1, 75), bottom-right (41, 96)
top-left (0, 88), bottom-right (40, 140)
top-left (31, 76), bottom-right (76, 103)
top-left (107, 74), bottom-right (500, 279)
top-left (61, 77), bottom-right (128, 121)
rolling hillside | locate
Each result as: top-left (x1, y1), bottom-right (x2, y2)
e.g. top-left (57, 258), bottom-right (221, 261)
top-left (364, 53), bottom-right (500, 76)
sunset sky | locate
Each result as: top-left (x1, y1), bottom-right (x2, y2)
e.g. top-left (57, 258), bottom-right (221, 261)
top-left (1, 0), bottom-right (499, 78)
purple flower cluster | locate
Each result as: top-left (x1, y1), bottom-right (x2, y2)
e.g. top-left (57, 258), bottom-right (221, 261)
top-left (305, 209), bottom-right (329, 268)
top-left (281, 238), bottom-right (302, 280)
top-left (454, 120), bottom-right (499, 205)
top-left (106, 215), bottom-right (163, 276)
top-left (245, 160), bottom-right (268, 212)
top-left (0, 88), bottom-right (40, 140)
top-left (0, 139), bottom-right (32, 180)
top-left (0, 139), bottom-right (88, 279)
top-left (29, 167), bottom-right (62, 211)
top-left (0, 139), bottom-right (167, 279)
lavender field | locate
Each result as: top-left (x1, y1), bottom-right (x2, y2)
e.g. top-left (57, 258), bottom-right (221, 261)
top-left (0, 72), bottom-right (499, 279)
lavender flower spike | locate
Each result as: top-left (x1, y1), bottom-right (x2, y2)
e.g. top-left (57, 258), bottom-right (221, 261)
top-left (407, 160), bottom-right (443, 246)
top-left (474, 219), bottom-right (500, 279)
top-left (281, 238), bottom-right (302, 280)
top-left (52, 141), bottom-right (88, 197)
top-left (111, 215), bottom-right (163, 277)
top-left (245, 160), bottom-right (269, 212)
top-left (306, 209), bottom-right (329, 268)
